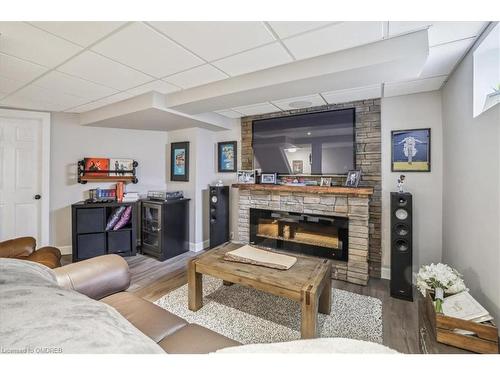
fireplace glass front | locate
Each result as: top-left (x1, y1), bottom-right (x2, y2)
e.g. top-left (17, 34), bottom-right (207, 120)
top-left (250, 208), bottom-right (348, 261)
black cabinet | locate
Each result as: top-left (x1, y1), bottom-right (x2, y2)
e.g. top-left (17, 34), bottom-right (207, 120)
top-left (72, 201), bottom-right (138, 262)
top-left (140, 198), bottom-right (190, 261)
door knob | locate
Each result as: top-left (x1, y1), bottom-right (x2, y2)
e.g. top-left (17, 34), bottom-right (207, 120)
top-left (34, 194), bottom-right (41, 200)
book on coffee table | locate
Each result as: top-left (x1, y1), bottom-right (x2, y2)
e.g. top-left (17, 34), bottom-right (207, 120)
top-left (223, 245), bottom-right (297, 270)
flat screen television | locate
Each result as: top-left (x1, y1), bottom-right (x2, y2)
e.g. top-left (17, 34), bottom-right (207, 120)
top-left (252, 108), bottom-right (355, 175)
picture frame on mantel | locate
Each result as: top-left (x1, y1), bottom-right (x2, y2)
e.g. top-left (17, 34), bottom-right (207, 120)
top-left (391, 128), bottom-right (431, 172)
top-left (170, 142), bottom-right (189, 181)
top-left (217, 141), bottom-right (237, 173)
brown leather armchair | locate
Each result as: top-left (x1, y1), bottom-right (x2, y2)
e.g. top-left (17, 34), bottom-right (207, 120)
top-left (0, 237), bottom-right (62, 268)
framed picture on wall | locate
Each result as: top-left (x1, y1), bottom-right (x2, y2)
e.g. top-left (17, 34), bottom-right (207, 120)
top-left (217, 141), bottom-right (237, 172)
top-left (391, 128), bottom-right (431, 172)
top-left (170, 142), bottom-right (189, 181)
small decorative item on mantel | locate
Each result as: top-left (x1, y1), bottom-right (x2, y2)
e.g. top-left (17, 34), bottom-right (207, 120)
top-left (237, 170), bottom-right (256, 184)
top-left (345, 170), bottom-right (361, 187)
top-left (260, 173), bottom-right (277, 184)
top-left (416, 263), bottom-right (467, 313)
top-left (320, 177), bottom-right (332, 187)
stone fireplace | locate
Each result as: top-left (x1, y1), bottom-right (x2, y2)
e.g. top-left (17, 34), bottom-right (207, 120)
top-left (234, 184), bottom-right (372, 285)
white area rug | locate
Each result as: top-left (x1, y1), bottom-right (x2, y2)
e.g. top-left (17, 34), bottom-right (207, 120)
top-left (155, 276), bottom-right (383, 345)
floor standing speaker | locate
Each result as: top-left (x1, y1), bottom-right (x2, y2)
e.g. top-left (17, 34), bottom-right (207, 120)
top-left (390, 192), bottom-right (413, 301)
top-left (209, 186), bottom-right (229, 249)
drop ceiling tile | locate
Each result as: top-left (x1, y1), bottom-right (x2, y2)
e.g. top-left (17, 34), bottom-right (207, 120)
top-left (384, 75), bottom-right (447, 97)
top-left (212, 43), bottom-right (292, 77)
top-left (92, 22), bottom-right (203, 78)
top-left (149, 21), bottom-right (275, 61)
top-left (165, 64), bottom-right (228, 89)
top-left (33, 71), bottom-right (118, 100)
top-left (57, 51), bottom-right (152, 91)
top-left (0, 95), bottom-right (61, 112)
top-left (272, 94), bottom-right (326, 111)
top-left (65, 92), bottom-right (135, 113)
top-left (232, 102), bottom-right (280, 116)
top-left (0, 85), bottom-right (87, 111)
top-left (214, 109), bottom-right (243, 119)
top-left (267, 21), bottom-right (334, 39)
top-left (29, 21), bottom-right (127, 47)
top-left (322, 84), bottom-right (382, 104)
top-left (0, 76), bottom-right (26, 95)
top-left (421, 38), bottom-right (472, 77)
top-left (389, 21), bottom-right (486, 46)
top-left (0, 22), bottom-right (82, 67)
top-left (283, 21), bottom-right (384, 60)
top-left (127, 80), bottom-right (180, 95)
top-left (0, 53), bottom-right (48, 93)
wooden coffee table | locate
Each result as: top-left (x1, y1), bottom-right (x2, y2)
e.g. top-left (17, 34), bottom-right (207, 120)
top-left (188, 245), bottom-right (332, 339)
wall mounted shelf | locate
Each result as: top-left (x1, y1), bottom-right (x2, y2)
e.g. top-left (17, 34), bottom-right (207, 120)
top-left (77, 159), bottom-right (139, 184)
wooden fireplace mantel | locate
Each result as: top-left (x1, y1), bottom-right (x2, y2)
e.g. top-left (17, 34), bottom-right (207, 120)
top-left (232, 184), bottom-right (373, 197)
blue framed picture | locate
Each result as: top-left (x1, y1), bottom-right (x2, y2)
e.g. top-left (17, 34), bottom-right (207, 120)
top-left (391, 128), bottom-right (431, 172)
top-left (170, 142), bottom-right (189, 181)
top-left (217, 141), bottom-right (237, 173)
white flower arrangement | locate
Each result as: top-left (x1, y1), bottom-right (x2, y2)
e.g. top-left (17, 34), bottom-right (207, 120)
top-left (416, 263), bottom-right (467, 312)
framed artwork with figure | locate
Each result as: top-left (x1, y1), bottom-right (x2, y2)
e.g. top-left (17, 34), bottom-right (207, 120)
top-left (217, 141), bottom-right (237, 172)
top-left (391, 128), bottom-right (431, 172)
top-left (170, 142), bottom-right (189, 181)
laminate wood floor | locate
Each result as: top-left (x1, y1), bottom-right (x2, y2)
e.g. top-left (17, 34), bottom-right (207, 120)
top-left (61, 244), bottom-right (419, 353)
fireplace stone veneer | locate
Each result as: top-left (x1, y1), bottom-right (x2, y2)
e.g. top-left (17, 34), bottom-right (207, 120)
top-left (235, 185), bottom-right (371, 285)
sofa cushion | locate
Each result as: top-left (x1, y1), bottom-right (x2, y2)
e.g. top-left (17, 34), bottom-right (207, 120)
top-left (102, 292), bottom-right (188, 343)
top-left (158, 324), bottom-right (240, 354)
top-left (0, 259), bottom-right (163, 354)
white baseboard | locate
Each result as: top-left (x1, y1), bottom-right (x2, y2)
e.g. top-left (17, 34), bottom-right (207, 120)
top-left (57, 245), bottom-right (72, 256)
top-left (381, 266), bottom-right (391, 280)
top-left (189, 240), bottom-right (210, 252)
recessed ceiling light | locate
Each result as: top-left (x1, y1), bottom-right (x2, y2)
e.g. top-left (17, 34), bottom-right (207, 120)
top-left (286, 147), bottom-right (298, 153)
top-left (307, 131), bottom-right (311, 136)
top-left (289, 100), bottom-right (313, 109)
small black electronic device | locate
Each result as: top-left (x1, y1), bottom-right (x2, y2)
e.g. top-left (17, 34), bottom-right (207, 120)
top-left (147, 190), bottom-right (184, 201)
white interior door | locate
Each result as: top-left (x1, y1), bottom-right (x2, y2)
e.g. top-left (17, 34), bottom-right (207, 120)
top-left (0, 109), bottom-right (50, 245)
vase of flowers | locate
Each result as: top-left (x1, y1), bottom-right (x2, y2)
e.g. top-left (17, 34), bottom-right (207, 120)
top-left (416, 263), bottom-right (467, 313)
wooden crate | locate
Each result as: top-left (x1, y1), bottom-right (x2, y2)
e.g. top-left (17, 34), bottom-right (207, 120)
top-left (425, 293), bottom-right (499, 354)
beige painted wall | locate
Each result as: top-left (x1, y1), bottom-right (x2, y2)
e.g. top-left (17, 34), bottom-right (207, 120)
top-left (381, 91), bottom-right (444, 275)
top-left (50, 113), bottom-right (168, 253)
top-left (441, 25), bottom-right (500, 321)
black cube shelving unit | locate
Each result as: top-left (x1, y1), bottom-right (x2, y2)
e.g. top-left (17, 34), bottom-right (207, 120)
top-left (71, 201), bottom-right (138, 262)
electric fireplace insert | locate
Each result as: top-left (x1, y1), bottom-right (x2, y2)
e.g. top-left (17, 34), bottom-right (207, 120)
top-left (250, 208), bottom-right (348, 261)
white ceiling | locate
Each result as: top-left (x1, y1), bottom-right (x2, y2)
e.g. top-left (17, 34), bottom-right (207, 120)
top-left (0, 21), bottom-right (488, 121)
